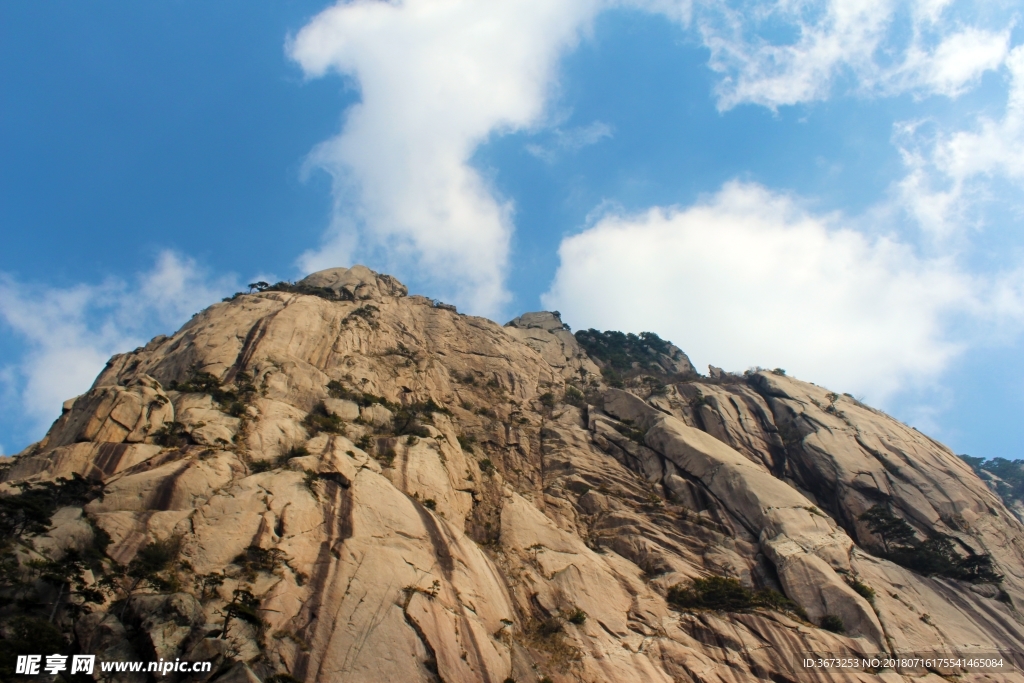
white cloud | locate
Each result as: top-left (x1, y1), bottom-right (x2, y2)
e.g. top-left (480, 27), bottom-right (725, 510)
top-left (908, 27), bottom-right (1010, 97)
top-left (289, 0), bottom-right (610, 315)
top-left (542, 181), bottom-right (1022, 402)
top-left (696, 0), bottom-right (1014, 110)
top-left (0, 252), bottom-right (237, 441)
top-left (525, 120), bottom-right (614, 162)
top-left (699, 0), bottom-right (894, 109)
top-left (285, 0), bottom-right (1014, 324)
top-left (891, 121), bottom-right (969, 240)
top-left (935, 45), bottom-right (1024, 182)
top-left (892, 45), bottom-right (1024, 239)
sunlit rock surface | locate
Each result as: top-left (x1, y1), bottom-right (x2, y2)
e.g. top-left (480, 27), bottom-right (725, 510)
top-left (5, 265), bottom-right (1023, 682)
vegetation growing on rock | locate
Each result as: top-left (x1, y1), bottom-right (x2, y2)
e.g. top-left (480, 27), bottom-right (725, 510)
top-left (820, 614), bottom-right (845, 633)
top-left (859, 505), bottom-right (1001, 583)
top-left (229, 280), bottom-right (356, 303)
top-left (667, 576), bottom-right (808, 620)
top-left (961, 454), bottom-right (1024, 518)
top-left (303, 402), bottom-right (347, 435)
top-left (170, 367), bottom-right (255, 417)
top-left (574, 330), bottom-right (673, 373)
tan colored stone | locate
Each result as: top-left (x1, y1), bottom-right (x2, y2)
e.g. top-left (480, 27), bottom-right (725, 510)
top-left (3, 442), bottom-right (163, 483)
top-left (298, 264), bottom-right (408, 300)
top-left (504, 311), bottom-right (600, 380)
top-left (603, 389), bottom-right (884, 645)
top-left (247, 398), bottom-right (309, 461)
top-left (322, 397), bottom-right (359, 421)
top-left (9, 265), bottom-right (1024, 683)
top-left (359, 403), bottom-right (393, 426)
top-left (43, 376), bottom-right (173, 448)
top-left (173, 393), bottom-right (239, 447)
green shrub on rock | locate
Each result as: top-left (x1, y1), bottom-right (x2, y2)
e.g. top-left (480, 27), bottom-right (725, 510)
top-left (304, 402), bottom-right (346, 435)
top-left (566, 607), bottom-right (587, 625)
top-left (859, 505), bottom-right (1001, 584)
top-left (848, 578), bottom-right (876, 604)
top-left (820, 614), bottom-right (845, 633)
top-left (666, 576), bottom-right (806, 620)
top-left (169, 368), bottom-right (255, 417)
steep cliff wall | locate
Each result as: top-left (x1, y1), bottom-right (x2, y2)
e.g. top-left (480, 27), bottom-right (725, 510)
top-left (2, 265), bottom-right (1022, 682)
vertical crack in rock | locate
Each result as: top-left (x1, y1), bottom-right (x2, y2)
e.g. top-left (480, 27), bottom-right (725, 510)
top-left (92, 442), bottom-right (131, 478)
top-left (412, 499), bottom-right (454, 579)
top-left (402, 595), bottom-right (443, 682)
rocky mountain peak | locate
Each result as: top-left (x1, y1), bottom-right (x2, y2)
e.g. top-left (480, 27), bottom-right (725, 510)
top-left (505, 310), bottom-right (569, 332)
top-left (2, 266), bottom-right (1023, 683)
top-left (297, 264), bottom-right (408, 301)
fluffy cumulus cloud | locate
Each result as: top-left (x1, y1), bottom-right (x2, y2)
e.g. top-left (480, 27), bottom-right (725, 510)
top-left (543, 182), bottom-right (1023, 402)
top-left (287, 0), bottom-right (698, 315)
top-left (697, 0), bottom-right (1012, 110)
top-left (289, 0), bottom-right (609, 315)
top-left (0, 252), bottom-right (236, 440)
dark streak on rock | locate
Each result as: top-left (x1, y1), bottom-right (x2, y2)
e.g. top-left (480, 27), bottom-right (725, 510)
top-left (402, 600), bottom-right (442, 682)
top-left (230, 311), bottom-right (282, 383)
top-left (151, 460), bottom-right (194, 511)
top-left (90, 443), bottom-right (132, 479)
top-left (292, 477), bottom-right (355, 683)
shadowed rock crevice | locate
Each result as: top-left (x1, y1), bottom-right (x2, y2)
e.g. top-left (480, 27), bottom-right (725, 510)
top-left (412, 499), bottom-right (455, 579)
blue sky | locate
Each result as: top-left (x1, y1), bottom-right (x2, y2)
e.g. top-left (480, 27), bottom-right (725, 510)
top-left (2, 1), bottom-right (1023, 461)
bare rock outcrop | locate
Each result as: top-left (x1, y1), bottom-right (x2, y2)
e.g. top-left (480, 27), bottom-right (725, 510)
top-left (297, 264), bottom-right (408, 301)
top-left (3, 265), bottom-right (1023, 683)
top-left (504, 311), bottom-right (599, 380)
top-left (44, 376), bottom-right (173, 449)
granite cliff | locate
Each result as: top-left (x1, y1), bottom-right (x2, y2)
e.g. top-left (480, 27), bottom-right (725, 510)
top-left (2, 265), bottom-right (1023, 682)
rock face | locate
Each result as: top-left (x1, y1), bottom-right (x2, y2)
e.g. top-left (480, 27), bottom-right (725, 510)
top-left (297, 265), bottom-right (408, 301)
top-left (4, 264), bottom-right (1024, 683)
top-left (503, 311), bottom-right (598, 381)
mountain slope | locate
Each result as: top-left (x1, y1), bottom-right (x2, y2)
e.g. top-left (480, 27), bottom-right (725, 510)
top-left (2, 265), bottom-right (1022, 682)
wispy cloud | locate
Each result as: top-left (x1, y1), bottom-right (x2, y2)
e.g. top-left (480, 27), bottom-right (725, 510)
top-left (899, 26), bottom-right (1012, 98)
top-left (935, 45), bottom-right (1024, 182)
top-left (526, 121), bottom-right (614, 162)
top-left (894, 45), bottom-right (1024, 241)
top-left (696, 0), bottom-right (1014, 110)
top-left (0, 252), bottom-right (237, 444)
